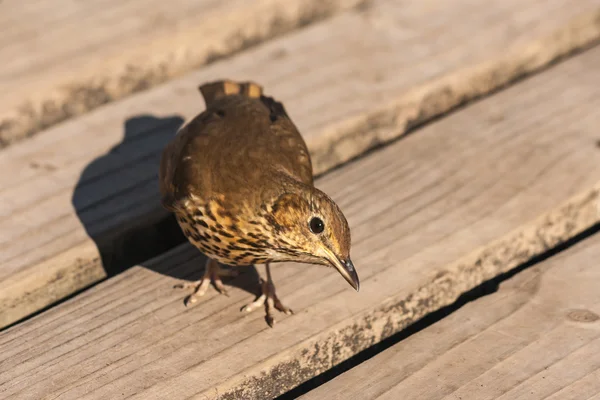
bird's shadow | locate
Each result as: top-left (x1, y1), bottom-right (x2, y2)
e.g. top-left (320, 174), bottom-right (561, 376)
top-left (71, 114), bottom-right (260, 299)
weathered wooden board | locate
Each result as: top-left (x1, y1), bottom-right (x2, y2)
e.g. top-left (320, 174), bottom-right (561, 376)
top-left (1, 0), bottom-right (600, 330)
top-left (0, 0), bottom-right (366, 146)
top-left (301, 234), bottom-right (600, 400)
top-left (1, 45), bottom-right (600, 399)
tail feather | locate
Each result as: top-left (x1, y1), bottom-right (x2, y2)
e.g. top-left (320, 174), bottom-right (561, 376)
top-left (198, 80), bottom-right (263, 107)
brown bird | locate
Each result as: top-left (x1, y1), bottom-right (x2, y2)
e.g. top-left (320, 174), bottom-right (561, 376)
top-left (159, 79), bottom-right (359, 326)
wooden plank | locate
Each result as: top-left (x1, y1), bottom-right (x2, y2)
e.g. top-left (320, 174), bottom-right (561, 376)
top-left (0, 0), bottom-right (366, 146)
top-left (300, 234), bottom-right (600, 400)
top-left (1, 45), bottom-right (600, 400)
top-left (1, 0), bottom-right (600, 330)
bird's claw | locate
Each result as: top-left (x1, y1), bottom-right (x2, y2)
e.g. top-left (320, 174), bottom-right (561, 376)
top-left (175, 259), bottom-right (235, 305)
top-left (241, 279), bottom-right (293, 327)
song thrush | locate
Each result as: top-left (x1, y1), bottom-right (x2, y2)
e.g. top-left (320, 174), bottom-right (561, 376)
top-left (159, 80), bottom-right (359, 326)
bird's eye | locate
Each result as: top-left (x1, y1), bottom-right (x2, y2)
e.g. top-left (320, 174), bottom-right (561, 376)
top-left (309, 217), bottom-right (325, 234)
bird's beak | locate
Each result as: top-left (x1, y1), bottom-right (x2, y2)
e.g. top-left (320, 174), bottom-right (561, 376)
top-left (323, 250), bottom-right (360, 292)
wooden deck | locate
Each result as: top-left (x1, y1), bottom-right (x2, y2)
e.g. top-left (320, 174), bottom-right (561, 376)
top-left (301, 234), bottom-right (600, 400)
top-left (0, 0), bottom-right (365, 146)
top-left (1, 0), bottom-right (600, 398)
top-left (2, 0), bottom-right (600, 331)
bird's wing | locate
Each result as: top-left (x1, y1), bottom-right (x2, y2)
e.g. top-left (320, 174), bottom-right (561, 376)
top-left (158, 120), bottom-right (192, 211)
top-left (159, 80), bottom-right (314, 212)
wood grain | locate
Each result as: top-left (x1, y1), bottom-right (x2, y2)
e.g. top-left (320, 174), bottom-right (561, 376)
top-left (1, 0), bottom-right (600, 329)
top-left (1, 46), bottom-right (600, 399)
top-left (0, 0), bottom-right (366, 145)
top-left (300, 235), bottom-right (600, 400)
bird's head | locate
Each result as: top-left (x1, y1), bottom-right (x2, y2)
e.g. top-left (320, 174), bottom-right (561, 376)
top-left (266, 186), bottom-right (359, 291)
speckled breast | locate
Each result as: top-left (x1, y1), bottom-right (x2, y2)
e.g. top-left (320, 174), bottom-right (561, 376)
top-left (174, 200), bottom-right (274, 267)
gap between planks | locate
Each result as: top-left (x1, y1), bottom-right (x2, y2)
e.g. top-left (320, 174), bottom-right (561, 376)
top-left (1, 0), bottom-right (600, 330)
top-left (0, 44), bottom-right (600, 399)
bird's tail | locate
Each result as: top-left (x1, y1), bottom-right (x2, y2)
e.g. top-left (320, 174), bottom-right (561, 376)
top-left (198, 80), bottom-right (263, 108)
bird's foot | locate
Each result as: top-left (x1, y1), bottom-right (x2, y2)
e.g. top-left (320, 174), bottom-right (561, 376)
top-left (174, 259), bottom-right (238, 305)
top-left (241, 278), bottom-right (293, 327)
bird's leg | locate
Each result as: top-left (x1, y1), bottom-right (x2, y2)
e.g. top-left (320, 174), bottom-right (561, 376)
top-left (241, 263), bottom-right (293, 327)
top-left (174, 258), bottom-right (238, 305)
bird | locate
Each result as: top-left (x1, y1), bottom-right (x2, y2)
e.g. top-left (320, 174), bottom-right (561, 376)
top-left (159, 79), bottom-right (359, 327)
